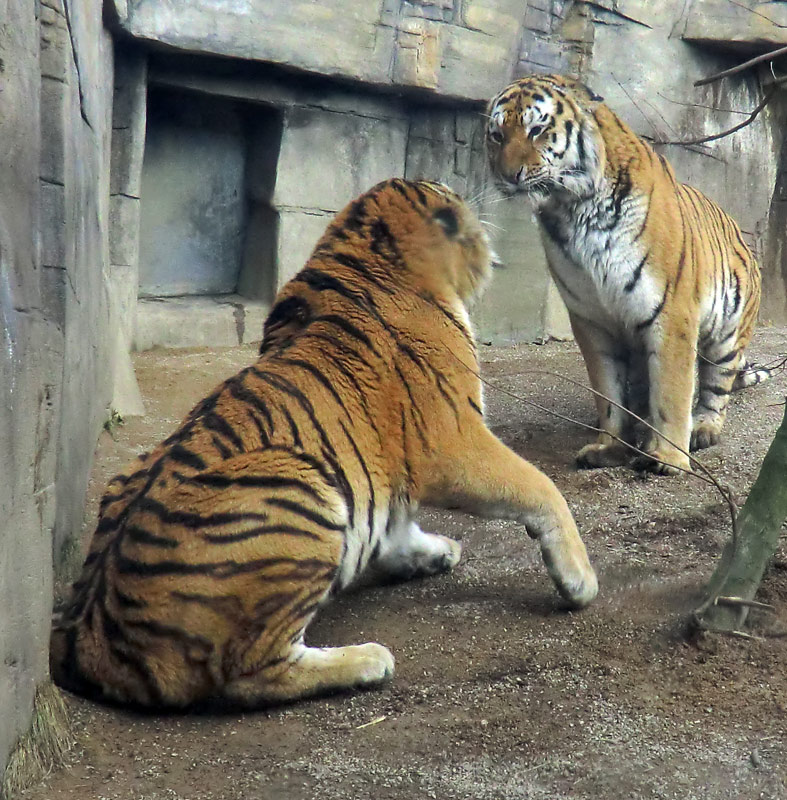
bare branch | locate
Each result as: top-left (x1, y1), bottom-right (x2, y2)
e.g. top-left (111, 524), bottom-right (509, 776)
top-left (653, 86), bottom-right (778, 147)
top-left (694, 44), bottom-right (787, 87)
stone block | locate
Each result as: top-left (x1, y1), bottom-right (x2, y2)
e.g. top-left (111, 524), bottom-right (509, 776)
top-left (40, 77), bottom-right (66, 185)
top-left (394, 19), bottom-right (441, 90)
top-left (108, 264), bottom-right (138, 343)
top-left (40, 181), bottom-right (66, 267)
top-left (39, 4), bottom-right (68, 82)
top-left (681, 0), bottom-right (787, 47)
top-left (409, 109), bottom-right (457, 143)
top-left (115, 0), bottom-right (527, 102)
top-left (110, 125), bottom-right (145, 197)
top-left (275, 209), bottom-right (334, 288)
top-left (275, 107), bottom-right (408, 212)
top-left (109, 194), bottom-right (140, 267)
top-left (472, 194), bottom-right (551, 344)
top-left (133, 295), bottom-right (270, 350)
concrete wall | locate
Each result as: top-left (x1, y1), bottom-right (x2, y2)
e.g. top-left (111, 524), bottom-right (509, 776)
top-left (1, 0), bottom-right (115, 787)
top-left (107, 1), bottom-right (787, 344)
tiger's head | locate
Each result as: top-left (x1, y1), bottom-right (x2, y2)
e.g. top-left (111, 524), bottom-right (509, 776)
top-left (485, 74), bottom-right (605, 203)
top-left (323, 178), bottom-right (496, 306)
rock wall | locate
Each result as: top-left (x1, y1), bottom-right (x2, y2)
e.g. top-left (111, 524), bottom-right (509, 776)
top-left (111, 0), bottom-right (787, 350)
top-left (1, 0), bottom-right (115, 788)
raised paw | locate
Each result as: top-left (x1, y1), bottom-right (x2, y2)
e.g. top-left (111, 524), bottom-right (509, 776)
top-left (576, 442), bottom-right (629, 469)
top-left (539, 530), bottom-right (599, 609)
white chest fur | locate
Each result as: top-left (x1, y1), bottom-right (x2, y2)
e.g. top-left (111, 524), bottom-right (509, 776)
top-left (536, 193), bottom-right (659, 338)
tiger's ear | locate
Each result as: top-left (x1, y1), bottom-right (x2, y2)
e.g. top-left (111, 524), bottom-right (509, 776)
top-left (259, 295), bottom-right (311, 355)
top-left (433, 207), bottom-right (459, 237)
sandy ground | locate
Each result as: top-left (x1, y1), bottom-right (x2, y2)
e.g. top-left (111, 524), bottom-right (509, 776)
top-left (23, 326), bottom-right (787, 800)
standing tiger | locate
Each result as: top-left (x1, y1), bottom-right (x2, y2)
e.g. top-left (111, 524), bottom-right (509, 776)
top-left (50, 178), bottom-right (597, 708)
top-left (486, 74), bottom-right (769, 475)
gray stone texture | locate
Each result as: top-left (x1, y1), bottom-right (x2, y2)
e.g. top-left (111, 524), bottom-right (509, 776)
top-left (0, 2), bottom-right (51, 778)
top-left (2, 0), bottom-right (115, 783)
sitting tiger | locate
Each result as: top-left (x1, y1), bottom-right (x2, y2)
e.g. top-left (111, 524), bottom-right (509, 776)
top-left (485, 74), bottom-right (769, 475)
top-left (50, 178), bottom-right (597, 708)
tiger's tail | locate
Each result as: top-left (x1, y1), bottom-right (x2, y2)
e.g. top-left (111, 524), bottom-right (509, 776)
top-left (732, 357), bottom-right (773, 391)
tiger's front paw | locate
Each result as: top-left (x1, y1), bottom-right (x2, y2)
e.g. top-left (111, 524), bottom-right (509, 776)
top-left (576, 442), bottom-right (629, 469)
top-left (540, 530), bottom-right (599, 609)
top-left (632, 449), bottom-right (691, 476)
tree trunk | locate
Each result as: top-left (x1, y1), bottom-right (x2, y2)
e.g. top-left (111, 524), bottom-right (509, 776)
top-left (695, 404), bottom-right (787, 632)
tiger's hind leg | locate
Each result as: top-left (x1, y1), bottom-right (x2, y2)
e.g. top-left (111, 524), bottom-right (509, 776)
top-left (372, 506), bottom-right (461, 582)
top-left (224, 639), bottom-right (394, 706)
top-left (692, 341), bottom-right (743, 451)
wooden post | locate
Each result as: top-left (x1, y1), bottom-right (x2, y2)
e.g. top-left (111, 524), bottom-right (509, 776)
top-left (695, 404), bottom-right (787, 632)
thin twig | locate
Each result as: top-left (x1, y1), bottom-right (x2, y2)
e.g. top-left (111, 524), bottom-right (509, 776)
top-left (698, 625), bottom-right (766, 641)
top-left (694, 44), bottom-right (787, 87)
top-left (714, 595), bottom-right (775, 612)
top-left (655, 86), bottom-right (779, 147)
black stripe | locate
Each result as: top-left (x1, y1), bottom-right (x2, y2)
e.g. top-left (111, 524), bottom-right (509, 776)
top-left (211, 434), bottom-right (233, 459)
top-left (339, 418), bottom-right (376, 536)
top-left (266, 497), bottom-right (345, 531)
top-left (319, 445), bottom-right (356, 529)
top-left (136, 496), bottom-right (269, 528)
top-left (228, 378), bottom-right (275, 432)
top-left (244, 408), bottom-right (270, 446)
top-left (202, 524), bottom-right (322, 544)
top-left (116, 554), bottom-right (310, 577)
top-left (296, 268), bottom-right (370, 307)
top-left (124, 525), bottom-right (179, 549)
top-left (702, 384), bottom-right (730, 397)
top-left (186, 473), bottom-right (326, 501)
top-left (251, 369), bottom-right (338, 457)
top-left (468, 397), bottom-right (483, 415)
top-left (369, 218), bottom-right (404, 264)
top-left (204, 411), bottom-right (245, 453)
top-left (624, 252), bottom-right (649, 293)
top-left (636, 286), bottom-right (668, 331)
top-left (279, 357), bottom-right (350, 417)
top-left (300, 331), bottom-right (378, 376)
top-left (329, 251), bottom-right (396, 295)
top-left (632, 184), bottom-right (654, 242)
top-left (167, 444), bottom-right (207, 471)
top-left (280, 404), bottom-right (303, 448)
top-left (313, 315), bottom-right (380, 356)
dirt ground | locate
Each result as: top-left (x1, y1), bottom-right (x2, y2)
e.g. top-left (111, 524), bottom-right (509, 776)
top-left (23, 327), bottom-right (787, 800)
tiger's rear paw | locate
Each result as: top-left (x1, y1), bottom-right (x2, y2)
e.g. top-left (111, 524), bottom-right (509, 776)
top-left (375, 525), bottom-right (461, 582)
top-left (690, 423), bottom-right (721, 452)
top-left (349, 643), bottom-right (396, 687)
top-left (576, 442), bottom-right (629, 469)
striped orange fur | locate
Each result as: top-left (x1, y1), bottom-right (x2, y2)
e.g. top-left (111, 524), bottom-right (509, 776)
top-left (486, 74), bottom-right (768, 474)
top-left (50, 178), bottom-right (597, 709)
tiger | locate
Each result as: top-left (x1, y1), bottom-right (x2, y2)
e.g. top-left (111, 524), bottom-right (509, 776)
top-left (50, 178), bottom-right (598, 709)
top-left (485, 74), bottom-right (769, 475)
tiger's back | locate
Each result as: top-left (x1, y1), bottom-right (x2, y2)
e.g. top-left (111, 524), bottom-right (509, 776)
top-left (485, 74), bottom-right (766, 474)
